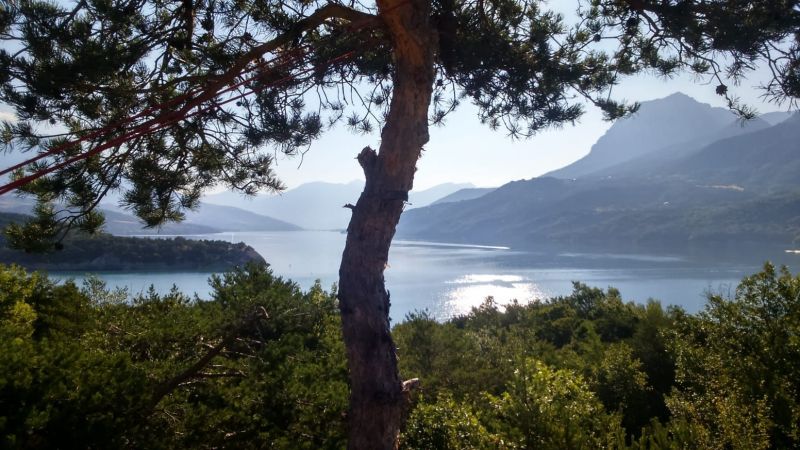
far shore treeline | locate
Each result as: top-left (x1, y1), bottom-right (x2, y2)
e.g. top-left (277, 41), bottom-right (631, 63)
top-left (1, 261), bottom-right (797, 449)
top-left (0, 212), bottom-right (265, 271)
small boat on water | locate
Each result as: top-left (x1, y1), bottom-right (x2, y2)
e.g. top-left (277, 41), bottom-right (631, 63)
top-left (785, 250), bottom-right (800, 254)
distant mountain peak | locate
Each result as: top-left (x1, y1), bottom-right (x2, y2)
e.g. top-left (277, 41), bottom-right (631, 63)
top-left (398, 104), bottom-right (800, 249)
top-left (661, 91), bottom-right (699, 102)
top-left (544, 93), bottom-right (736, 180)
top-left (635, 92), bottom-right (725, 117)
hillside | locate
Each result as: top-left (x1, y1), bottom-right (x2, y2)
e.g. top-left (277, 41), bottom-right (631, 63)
top-left (660, 114), bottom-right (800, 192)
top-left (544, 93), bottom-right (736, 179)
top-left (204, 181), bottom-right (473, 230)
top-left (0, 211), bottom-right (29, 229)
top-left (0, 195), bottom-right (221, 235)
top-left (1, 195), bottom-right (300, 235)
top-left (182, 203), bottom-right (301, 232)
top-left (593, 115), bottom-right (772, 180)
top-left (407, 183), bottom-right (476, 207)
top-left (205, 181), bottom-right (363, 230)
top-left (760, 110), bottom-right (795, 125)
top-left (101, 202), bottom-right (301, 234)
top-left (431, 187), bottom-right (495, 205)
top-left (398, 178), bottom-right (798, 249)
top-left (105, 203), bottom-right (302, 234)
top-left (101, 209), bottom-right (221, 235)
top-left (398, 94), bottom-right (800, 251)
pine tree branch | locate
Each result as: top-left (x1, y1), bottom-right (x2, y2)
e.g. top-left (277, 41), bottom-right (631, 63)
top-left (0, 3), bottom-right (380, 197)
top-left (155, 3), bottom-right (379, 133)
top-left (146, 307), bottom-right (269, 414)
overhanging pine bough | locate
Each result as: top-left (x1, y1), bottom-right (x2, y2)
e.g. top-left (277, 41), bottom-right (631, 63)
top-left (1, 0), bottom-right (798, 448)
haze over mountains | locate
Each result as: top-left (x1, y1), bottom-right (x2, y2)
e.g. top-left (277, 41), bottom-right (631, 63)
top-left (1, 92), bottom-right (796, 249)
top-left (0, 195), bottom-right (300, 235)
top-left (544, 93), bottom-right (783, 179)
top-left (431, 187), bottom-right (496, 205)
top-left (0, 180), bottom-right (477, 234)
top-left (397, 93), bottom-right (800, 250)
top-left (204, 181), bottom-right (475, 230)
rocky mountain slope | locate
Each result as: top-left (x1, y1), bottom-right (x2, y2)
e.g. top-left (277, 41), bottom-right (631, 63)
top-left (398, 94), bottom-right (800, 251)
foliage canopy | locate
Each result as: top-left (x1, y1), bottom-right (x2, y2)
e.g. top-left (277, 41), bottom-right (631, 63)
top-left (1, 262), bottom-right (799, 448)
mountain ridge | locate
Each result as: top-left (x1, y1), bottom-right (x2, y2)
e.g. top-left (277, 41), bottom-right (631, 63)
top-left (204, 181), bottom-right (475, 230)
top-left (0, 196), bottom-right (301, 235)
top-left (398, 93), bottom-right (800, 250)
top-left (544, 92), bottom-right (737, 179)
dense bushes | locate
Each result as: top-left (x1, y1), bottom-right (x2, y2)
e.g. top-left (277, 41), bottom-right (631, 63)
top-left (0, 263), bottom-right (346, 449)
top-left (395, 264), bottom-right (800, 449)
top-left (0, 262), bottom-right (798, 448)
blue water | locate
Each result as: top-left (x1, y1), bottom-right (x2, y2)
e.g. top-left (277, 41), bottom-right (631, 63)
top-left (51, 231), bottom-right (799, 321)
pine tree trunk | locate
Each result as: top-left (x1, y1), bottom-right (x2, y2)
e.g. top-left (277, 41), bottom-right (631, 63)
top-left (337, 0), bottom-right (435, 448)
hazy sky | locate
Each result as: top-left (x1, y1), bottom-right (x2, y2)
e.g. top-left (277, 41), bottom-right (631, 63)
top-left (269, 69), bottom-right (790, 191)
top-left (0, 0), bottom-right (794, 192)
top-left (261, 0), bottom-right (793, 191)
top-left (1, 74), bottom-right (784, 192)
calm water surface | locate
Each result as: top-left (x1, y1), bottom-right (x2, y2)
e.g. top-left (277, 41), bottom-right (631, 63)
top-left (54, 231), bottom-right (799, 321)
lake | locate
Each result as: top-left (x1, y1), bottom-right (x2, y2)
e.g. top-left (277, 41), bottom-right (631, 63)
top-left (54, 230), bottom-right (800, 322)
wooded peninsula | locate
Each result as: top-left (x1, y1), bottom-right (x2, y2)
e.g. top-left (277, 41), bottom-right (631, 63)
top-left (0, 212), bottom-right (265, 271)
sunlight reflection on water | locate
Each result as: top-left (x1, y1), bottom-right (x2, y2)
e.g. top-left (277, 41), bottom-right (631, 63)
top-left (48, 231), bottom-right (798, 322)
top-left (441, 273), bottom-right (551, 317)
top-left (447, 274), bottom-right (526, 284)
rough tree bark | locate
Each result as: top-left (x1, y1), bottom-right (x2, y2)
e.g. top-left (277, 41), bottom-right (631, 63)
top-left (336, 0), bottom-right (436, 448)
